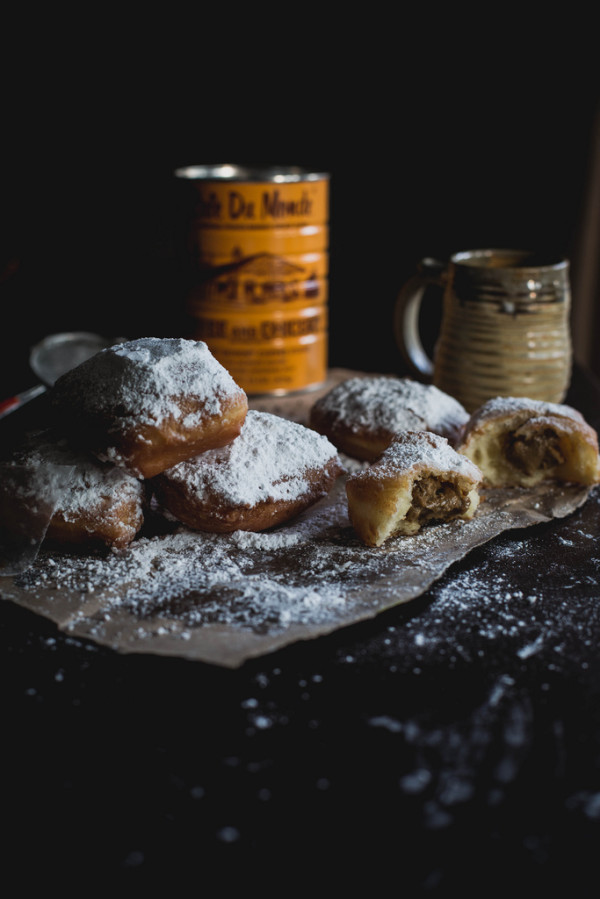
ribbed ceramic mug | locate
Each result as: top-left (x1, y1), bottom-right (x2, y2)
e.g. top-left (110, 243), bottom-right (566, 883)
top-left (394, 249), bottom-right (573, 412)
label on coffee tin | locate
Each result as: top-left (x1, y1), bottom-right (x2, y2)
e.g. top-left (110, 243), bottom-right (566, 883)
top-left (192, 180), bottom-right (328, 228)
top-left (189, 304), bottom-right (328, 395)
top-left (175, 165), bottom-right (329, 395)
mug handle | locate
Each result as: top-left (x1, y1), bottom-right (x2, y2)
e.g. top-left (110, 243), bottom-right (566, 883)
top-left (393, 257), bottom-right (445, 379)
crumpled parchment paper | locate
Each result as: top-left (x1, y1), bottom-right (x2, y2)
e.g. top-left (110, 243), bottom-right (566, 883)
top-left (0, 369), bottom-right (593, 667)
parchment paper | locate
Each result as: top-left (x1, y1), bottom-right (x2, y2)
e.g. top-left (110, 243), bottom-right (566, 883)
top-left (0, 369), bottom-right (593, 667)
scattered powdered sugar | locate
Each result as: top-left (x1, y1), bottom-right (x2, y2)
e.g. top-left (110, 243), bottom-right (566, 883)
top-left (231, 529), bottom-right (303, 550)
top-left (361, 497), bottom-right (600, 831)
top-left (367, 670), bottom-right (536, 833)
top-left (15, 478), bottom-right (356, 633)
top-left (51, 337), bottom-right (243, 427)
top-left (311, 376), bottom-right (469, 442)
top-left (161, 410), bottom-right (340, 506)
top-left (381, 509), bottom-right (600, 674)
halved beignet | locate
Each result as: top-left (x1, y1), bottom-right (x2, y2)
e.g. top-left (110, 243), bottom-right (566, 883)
top-left (309, 375), bottom-right (469, 461)
top-left (4, 431), bottom-right (145, 549)
top-left (50, 337), bottom-right (248, 479)
top-left (346, 430), bottom-right (482, 546)
top-left (457, 397), bottom-right (600, 488)
top-left (153, 410), bottom-right (344, 533)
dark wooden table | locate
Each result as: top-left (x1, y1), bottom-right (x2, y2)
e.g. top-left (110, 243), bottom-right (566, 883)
top-left (2, 364), bottom-right (600, 894)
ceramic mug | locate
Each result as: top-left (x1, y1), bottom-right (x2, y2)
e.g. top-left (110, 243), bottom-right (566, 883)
top-left (394, 248), bottom-right (573, 412)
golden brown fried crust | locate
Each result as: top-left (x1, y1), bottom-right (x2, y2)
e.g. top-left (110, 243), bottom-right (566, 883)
top-left (346, 431), bottom-right (483, 546)
top-left (309, 376), bottom-right (469, 462)
top-left (45, 491), bottom-right (146, 550)
top-left (154, 455), bottom-right (344, 534)
top-left (4, 431), bottom-right (147, 550)
top-left (309, 409), bottom-right (390, 462)
top-left (96, 391), bottom-right (249, 480)
top-left (50, 338), bottom-right (249, 479)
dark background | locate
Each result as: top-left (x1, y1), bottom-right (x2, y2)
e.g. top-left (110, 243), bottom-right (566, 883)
top-left (2, 25), bottom-right (599, 395)
top-left (3, 23), bottom-right (600, 893)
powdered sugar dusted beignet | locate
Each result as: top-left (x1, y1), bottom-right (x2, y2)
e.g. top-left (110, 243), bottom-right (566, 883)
top-left (457, 396), bottom-right (600, 488)
top-left (310, 376), bottom-right (469, 461)
top-left (153, 410), bottom-right (344, 533)
top-left (51, 337), bottom-right (248, 479)
top-left (346, 430), bottom-right (482, 546)
top-left (6, 431), bottom-right (145, 549)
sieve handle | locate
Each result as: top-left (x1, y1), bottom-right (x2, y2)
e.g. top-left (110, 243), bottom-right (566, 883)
top-left (0, 384), bottom-right (47, 420)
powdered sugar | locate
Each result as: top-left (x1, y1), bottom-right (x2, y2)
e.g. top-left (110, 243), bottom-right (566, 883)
top-left (0, 458), bottom-right (76, 575)
top-left (15, 478), bottom-right (356, 633)
top-left (465, 396), bottom-right (585, 429)
top-left (8, 471), bottom-right (592, 666)
top-left (311, 376), bottom-right (469, 442)
top-left (391, 503), bottom-right (600, 675)
top-left (363, 430), bottom-right (482, 480)
top-left (51, 337), bottom-right (243, 429)
top-left (231, 529), bottom-right (303, 550)
top-left (7, 431), bottom-right (144, 520)
top-left (160, 410), bottom-right (341, 506)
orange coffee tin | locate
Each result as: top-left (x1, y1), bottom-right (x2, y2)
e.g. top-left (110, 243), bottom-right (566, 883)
top-left (174, 164), bottom-right (329, 396)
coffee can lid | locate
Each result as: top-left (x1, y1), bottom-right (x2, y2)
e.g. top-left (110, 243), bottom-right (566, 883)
top-left (174, 164), bottom-right (329, 183)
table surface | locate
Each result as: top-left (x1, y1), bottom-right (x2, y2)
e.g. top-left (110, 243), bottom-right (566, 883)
top-left (2, 363), bottom-right (600, 893)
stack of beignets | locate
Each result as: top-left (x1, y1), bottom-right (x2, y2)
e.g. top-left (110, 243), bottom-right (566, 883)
top-left (2, 338), bottom-right (344, 557)
top-left (7, 338), bottom-right (599, 559)
top-left (310, 375), bottom-right (469, 461)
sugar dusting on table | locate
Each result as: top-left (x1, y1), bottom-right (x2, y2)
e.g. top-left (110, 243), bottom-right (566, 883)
top-left (373, 492), bottom-right (600, 676)
top-left (15, 467), bottom-right (360, 632)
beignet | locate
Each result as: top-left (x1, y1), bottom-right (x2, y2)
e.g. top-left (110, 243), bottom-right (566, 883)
top-left (309, 376), bottom-right (469, 461)
top-left (346, 430), bottom-right (482, 546)
top-left (3, 431), bottom-right (145, 549)
top-left (51, 337), bottom-right (248, 479)
top-left (457, 396), bottom-right (600, 488)
top-left (153, 410), bottom-right (344, 533)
